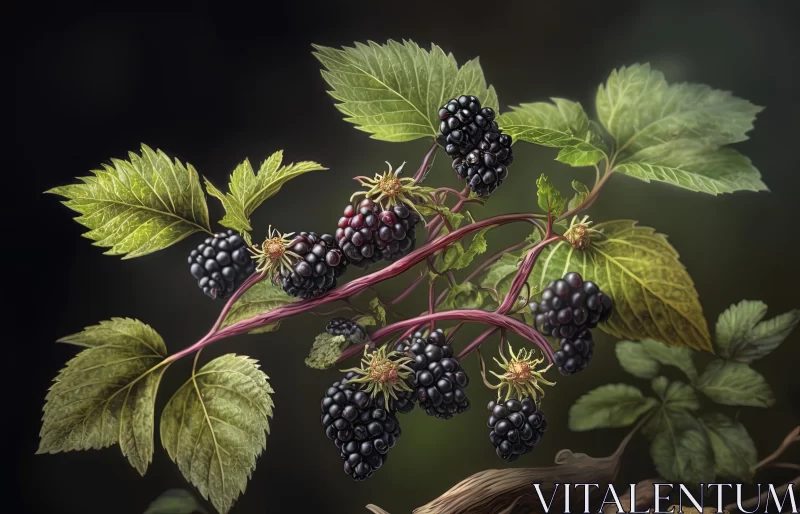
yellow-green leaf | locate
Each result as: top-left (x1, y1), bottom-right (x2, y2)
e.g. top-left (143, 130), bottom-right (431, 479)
top-left (305, 333), bottom-right (349, 370)
top-left (313, 39), bottom-right (498, 142)
top-left (597, 63), bottom-right (766, 194)
top-left (38, 318), bottom-right (168, 475)
top-left (526, 220), bottom-right (712, 352)
top-left (567, 180), bottom-right (590, 210)
top-left (220, 281), bottom-right (296, 331)
top-left (47, 144), bottom-right (212, 258)
top-left (369, 297), bottom-right (388, 326)
top-left (205, 151), bottom-right (326, 234)
top-left (439, 283), bottom-right (487, 311)
top-left (160, 354), bottom-right (274, 514)
top-left (535, 174), bottom-right (567, 217)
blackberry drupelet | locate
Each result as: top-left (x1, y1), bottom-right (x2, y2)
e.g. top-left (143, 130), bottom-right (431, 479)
top-left (529, 272), bottom-right (613, 339)
top-left (375, 204), bottom-right (420, 261)
top-left (326, 318), bottom-right (368, 344)
top-left (395, 329), bottom-right (470, 419)
top-left (553, 329), bottom-right (595, 375)
top-left (188, 229), bottom-right (255, 299)
top-left (487, 397), bottom-right (547, 462)
top-left (280, 232), bottom-right (347, 299)
top-left (336, 199), bottom-right (381, 268)
top-left (437, 95), bottom-right (489, 159)
top-left (320, 372), bottom-right (401, 481)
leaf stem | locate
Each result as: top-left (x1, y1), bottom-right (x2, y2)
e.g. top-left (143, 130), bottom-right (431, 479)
top-left (555, 167), bottom-right (615, 223)
top-left (413, 142), bottom-right (439, 183)
top-left (388, 272), bottom-right (426, 305)
top-left (496, 233), bottom-right (564, 315)
top-left (457, 327), bottom-right (500, 359)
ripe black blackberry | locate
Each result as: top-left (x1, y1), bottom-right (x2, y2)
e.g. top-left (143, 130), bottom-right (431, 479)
top-left (280, 232), bottom-right (347, 299)
top-left (452, 129), bottom-right (514, 197)
top-left (529, 272), bottom-right (613, 339)
top-left (320, 372), bottom-right (401, 481)
top-left (326, 318), bottom-right (368, 344)
top-left (375, 204), bottom-right (420, 261)
top-left (336, 199), bottom-right (381, 268)
top-left (395, 329), bottom-right (470, 419)
top-left (553, 329), bottom-right (595, 375)
top-left (437, 95), bottom-right (489, 158)
top-left (188, 229), bottom-right (255, 299)
top-left (487, 397), bottom-right (547, 462)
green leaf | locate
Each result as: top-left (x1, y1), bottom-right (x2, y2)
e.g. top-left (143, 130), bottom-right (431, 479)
top-left (160, 354), bottom-right (274, 514)
top-left (696, 359), bottom-right (774, 407)
top-left (305, 333), bottom-right (349, 370)
top-left (481, 252), bottom-right (521, 297)
top-left (220, 281), bottom-right (296, 332)
top-left (648, 410), bottom-right (715, 483)
top-left (436, 228), bottom-right (490, 273)
top-left (313, 39), bottom-right (498, 142)
top-left (498, 98), bottom-right (608, 167)
top-left (650, 376), bottom-right (700, 413)
top-left (535, 174), bottom-right (567, 217)
top-left (616, 339), bottom-right (697, 381)
top-left (567, 180), bottom-right (590, 211)
top-left (439, 283), bottom-right (487, 311)
top-left (597, 63), bottom-right (766, 194)
top-left (205, 152), bottom-right (326, 234)
top-left (369, 297), bottom-right (388, 327)
top-left (715, 300), bottom-right (800, 363)
top-left (417, 201), bottom-right (465, 230)
top-left (143, 489), bottom-right (208, 514)
top-left (526, 220), bottom-right (712, 352)
top-left (47, 144), bottom-right (212, 258)
top-left (700, 413), bottom-right (757, 481)
top-left (38, 318), bottom-right (168, 475)
top-left (568, 384), bottom-right (658, 431)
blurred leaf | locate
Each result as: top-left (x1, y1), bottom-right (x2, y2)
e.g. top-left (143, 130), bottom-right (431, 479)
top-left (369, 297), bottom-right (387, 326)
top-left (498, 98), bottom-right (607, 166)
top-left (650, 376), bottom-right (700, 413)
top-left (649, 409), bottom-right (715, 483)
top-left (47, 144), bottom-right (211, 258)
top-left (696, 360), bottom-right (774, 407)
top-left (305, 333), bottom-right (349, 370)
top-left (568, 384), bottom-right (658, 431)
top-left (143, 489), bottom-right (208, 514)
top-left (439, 283), bottom-right (487, 311)
top-left (205, 152), bottom-right (326, 234)
top-left (525, 220), bottom-right (712, 352)
top-left (313, 39), bottom-right (497, 142)
top-left (160, 354), bottom-right (274, 514)
top-left (220, 281), bottom-right (296, 332)
top-left (715, 300), bottom-right (800, 363)
top-left (596, 63), bottom-right (766, 194)
top-left (535, 174), bottom-right (567, 217)
top-left (38, 318), bottom-right (168, 475)
top-left (616, 339), bottom-right (697, 381)
top-left (567, 180), bottom-right (590, 210)
top-left (700, 413), bottom-right (757, 481)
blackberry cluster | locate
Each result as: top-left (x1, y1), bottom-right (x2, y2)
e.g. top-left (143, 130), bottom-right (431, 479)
top-left (529, 272), bottom-right (613, 340)
top-left (320, 372), bottom-right (401, 481)
top-left (336, 200), bottom-right (420, 267)
top-left (375, 204), bottom-right (420, 261)
top-left (553, 329), bottom-right (595, 376)
top-left (396, 329), bottom-right (470, 419)
top-left (326, 318), bottom-right (368, 344)
top-left (437, 95), bottom-right (514, 197)
top-left (487, 397), bottom-right (548, 462)
top-left (188, 230), bottom-right (255, 299)
top-left (280, 232), bottom-right (347, 299)
top-left (378, 389), bottom-right (417, 415)
top-left (336, 199), bottom-right (381, 268)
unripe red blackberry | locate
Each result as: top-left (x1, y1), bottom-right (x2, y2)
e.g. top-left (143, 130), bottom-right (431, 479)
top-left (335, 199), bottom-right (381, 268)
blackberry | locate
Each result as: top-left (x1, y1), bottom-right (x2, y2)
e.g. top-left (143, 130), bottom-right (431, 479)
top-left (396, 329), bottom-right (470, 419)
top-left (452, 128), bottom-right (514, 197)
top-left (326, 318), bottom-right (368, 344)
top-left (375, 204), bottom-right (420, 261)
top-left (188, 229), bottom-right (255, 299)
top-left (529, 272), bottom-right (613, 339)
top-left (280, 232), bottom-right (347, 299)
top-left (336, 199), bottom-right (381, 268)
top-left (487, 397), bottom-right (547, 462)
top-left (320, 372), bottom-right (401, 481)
top-left (437, 95), bottom-right (489, 159)
top-left (553, 329), bottom-right (595, 375)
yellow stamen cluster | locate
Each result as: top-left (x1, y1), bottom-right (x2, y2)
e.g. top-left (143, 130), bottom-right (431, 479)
top-left (350, 161), bottom-right (430, 215)
top-left (249, 226), bottom-right (300, 278)
top-left (342, 345), bottom-right (414, 409)
top-left (490, 344), bottom-right (556, 405)
top-left (564, 215), bottom-right (600, 251)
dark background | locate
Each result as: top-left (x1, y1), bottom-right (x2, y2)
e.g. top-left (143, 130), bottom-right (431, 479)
top-left (12, 1), bottom-right (800, 513)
